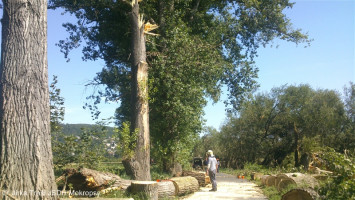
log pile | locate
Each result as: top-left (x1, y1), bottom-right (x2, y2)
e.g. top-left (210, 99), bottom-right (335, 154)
top-left (258, 172), bottom-right (320, 200)
top-left (130, 181), bottom-right (158, 200)
top-left (182, 171), bottom-right (208, 186)
top-left (170, 176), bottom-right (199, 196)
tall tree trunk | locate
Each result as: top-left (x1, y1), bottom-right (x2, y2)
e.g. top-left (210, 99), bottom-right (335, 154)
top-left (0, 0), bottom-right (57, 199)
top-left (123, 0), bottom-right (151, 181)
top-left (294, 123), bottom-right (300, 168)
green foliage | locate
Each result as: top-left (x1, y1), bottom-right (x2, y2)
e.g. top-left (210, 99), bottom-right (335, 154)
top-left (196, 84), bottom-right (353, 169)
top-left (114, 121), bottom-right (138, 160)
top-left (53, 122), bottom-right (109, 174)
top-left (50, 75), bottom-right (65, 133)
top-left (318, 147), bottom-right (355, 199)
top-left (260, 185), bottom-right (281, 200)
top-left (150, 165), bottom-right (171, 181)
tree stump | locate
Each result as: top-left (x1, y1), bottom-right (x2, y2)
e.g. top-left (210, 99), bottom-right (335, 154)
top-left (282, 188), bottom-right (319, 200)
top-left (182, 171), bottom-right (207, 186)
top-left (157, 181), bottom-right (176, 198)
top-left (170, 176), bottom-right (199, 196)
top-left (130, 181), bottom-right (158, 200)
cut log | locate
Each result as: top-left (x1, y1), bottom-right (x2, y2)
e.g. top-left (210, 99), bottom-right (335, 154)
top-left (205, 175), bottom-right (211, 185)
top-left (157, 181), bottom-right (176, 198)
top-left (275, 174), bottom-right (292, 191)
top-left (251, 172), bottom-right (263, 181)
top-left (182, 171), bottom-right (208, 186)
top-left (64, 168), bottom-right (132, 194)
top-left (130, 181), bottom-right (158, 200)
top-left (283, 173), bottom-right (319, 189)
top-left (277, 178), bottom-right (296, 192)
top-left (282, 188), bottom-right (319, 200)
top-left (261, 175), bottom-right (270, 185)
top-left (265, 175), bottom-right (276, 187)
top-left (170, 176), bottom-right (199, 196)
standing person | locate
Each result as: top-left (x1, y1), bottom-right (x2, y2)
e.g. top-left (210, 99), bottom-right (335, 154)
top-left (217, 158), bottom-right (221, 173)
top-left (206, 150), bottom-right (218, 191)
top-left (203, 157), bottom-right (209, 173)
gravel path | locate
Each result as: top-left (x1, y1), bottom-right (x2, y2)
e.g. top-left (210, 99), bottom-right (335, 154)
top-left (181, 173), bottom-right (268, 200)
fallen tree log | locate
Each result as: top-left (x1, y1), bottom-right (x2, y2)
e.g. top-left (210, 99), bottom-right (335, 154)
top-left (276, 173), bottom-right (319, 193)
top-left (63, 168), bottom-right (132, 193)
top-left (157, 181), bottom-right (176, 198)
top-left (282, 188), bottom-right (319, 200)
top-left (182, 171), bottom-right (208, 186)
top-left (283, 173), bottom-right (319, 189)
top-left (130, 181), bottom-right (158, 200)
top-left (170, 176), bottom-right (199, 196)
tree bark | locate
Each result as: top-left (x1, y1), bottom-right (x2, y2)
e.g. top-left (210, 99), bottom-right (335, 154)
top-left (130, 181), bottom-right (158, 200)
top-left (124, 0), bottom-right (151, 181)
top-left (294, 123), bottom-right (300, 168)
top-left (157, 181), bottom-right (176, 198)
top-left (0, 0), bottom-right (57, 199)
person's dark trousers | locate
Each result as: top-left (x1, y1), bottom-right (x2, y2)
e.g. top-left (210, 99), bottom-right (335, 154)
top-left (209, 169), bottom-right (217, 191)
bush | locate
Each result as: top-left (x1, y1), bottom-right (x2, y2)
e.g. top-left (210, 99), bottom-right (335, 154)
top-left (318, 148), bottom-right (355, 199)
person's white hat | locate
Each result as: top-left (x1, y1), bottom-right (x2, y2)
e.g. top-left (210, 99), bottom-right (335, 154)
top-left (207, 150), bottom-right (214, 156)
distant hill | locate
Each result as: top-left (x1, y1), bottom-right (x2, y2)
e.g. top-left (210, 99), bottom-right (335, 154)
top-left (60, 123), bottom-right (115, 137)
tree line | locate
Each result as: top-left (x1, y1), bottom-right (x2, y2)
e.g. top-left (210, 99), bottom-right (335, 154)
top-left (194, 83), bottom-right (355, 170)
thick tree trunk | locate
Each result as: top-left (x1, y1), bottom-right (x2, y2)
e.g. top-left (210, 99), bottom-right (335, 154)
top-left (0, 0), bottom-right (57, 199)
top-left (124, 0), bottom-right (151, 181)
top-left (294, 123), bottom-right (300, 168)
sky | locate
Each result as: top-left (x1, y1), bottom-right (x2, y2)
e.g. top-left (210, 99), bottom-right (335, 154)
top-left (7, 0), bottom-right (354, 129)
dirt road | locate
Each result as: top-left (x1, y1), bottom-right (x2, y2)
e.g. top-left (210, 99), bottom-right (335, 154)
top-left (181, 173), bottom-right (268, 200)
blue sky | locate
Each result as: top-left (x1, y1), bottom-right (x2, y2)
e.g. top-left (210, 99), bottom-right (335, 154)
top-left (44, 0), bottom-right (353, 128)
